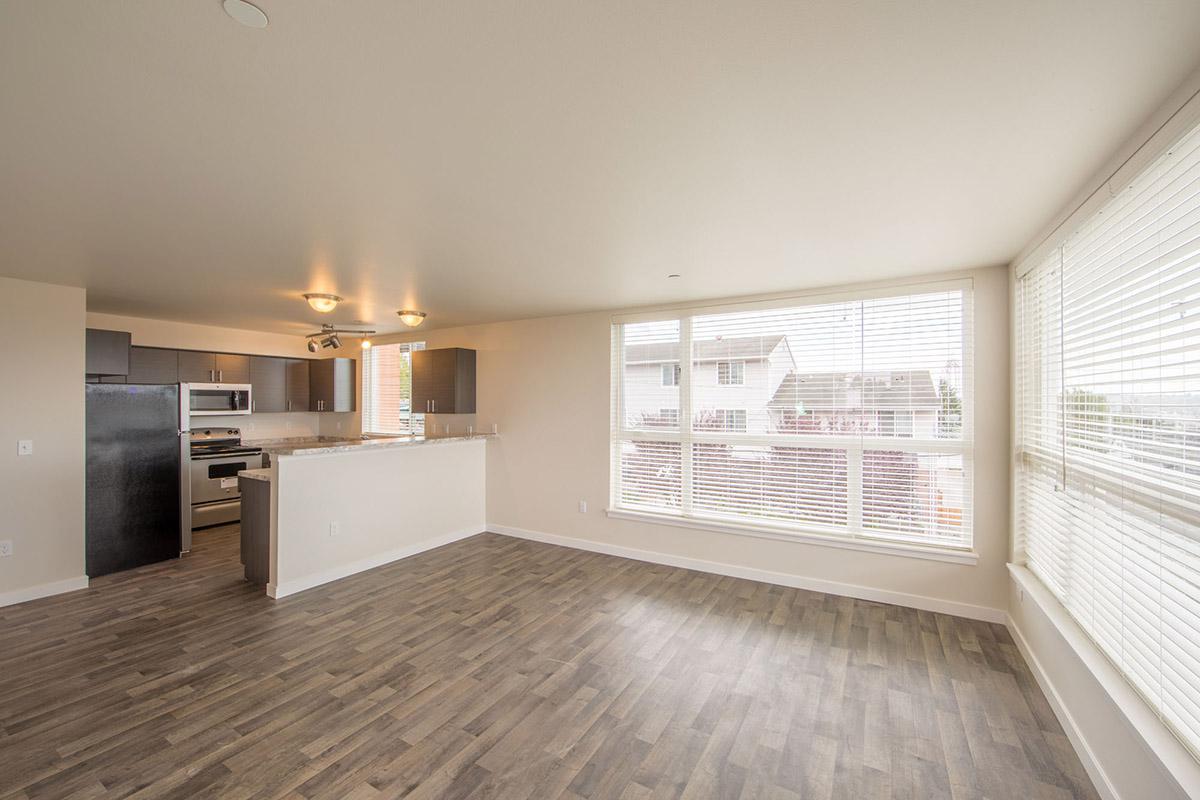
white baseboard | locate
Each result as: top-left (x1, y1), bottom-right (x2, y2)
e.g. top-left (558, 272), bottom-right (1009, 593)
top-left (267, 525), bottom-right (486, 599)
top-left (488, 523), bottom-right (1006, 623)
top-left (1006, 610), bottom-right (1119, 800)
top-left (0, 575), bottom-right (89, 608)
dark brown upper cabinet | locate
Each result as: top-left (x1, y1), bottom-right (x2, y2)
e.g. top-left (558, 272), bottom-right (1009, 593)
top-left (249, 356), bottom-right (287, 413)
top-left (285, 359), bottom-right (310, 413)
top-left (412, 348), bottom-right (475, 414)
top-left (309, 357), bottom-right (355, 412)
top-left (178, 351), bottom-right (250, 384)
top-left (214, 353), bottom-right (250, 384)
top-left (126, 347), bottom-right (180, 384)
top-left (85, 329), bottom-right (130, 376)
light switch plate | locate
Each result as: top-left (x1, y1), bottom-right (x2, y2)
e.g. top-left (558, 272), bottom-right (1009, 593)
top-left (17, 440), bottom-right (32, 456)
top-left (0, 540), bottom-right (12, 558)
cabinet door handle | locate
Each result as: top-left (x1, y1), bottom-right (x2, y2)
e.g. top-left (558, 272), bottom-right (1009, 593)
top-left (432, 399), bottom-right (436, 413)
top-left (218, 370), bottom-right (223, 382)
top-left (209, 369), bottom-right (214, 381)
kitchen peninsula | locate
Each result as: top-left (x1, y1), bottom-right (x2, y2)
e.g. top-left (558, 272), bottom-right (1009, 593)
top-left (239, 435), bottom-right (490, 598)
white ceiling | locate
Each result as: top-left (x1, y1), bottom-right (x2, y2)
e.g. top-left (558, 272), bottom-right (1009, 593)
top-left (2, 2), bottom-right (1200, 334)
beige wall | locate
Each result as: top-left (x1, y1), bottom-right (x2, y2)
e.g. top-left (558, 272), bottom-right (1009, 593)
top-left (0, 277), bottom-right (87, 604)
top-left (375, 265), bottom-right (1011, 618)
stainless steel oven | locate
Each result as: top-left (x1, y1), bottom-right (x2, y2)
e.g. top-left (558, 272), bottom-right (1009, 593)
top-left (189, 428), bottom-right (264, 529)
top-left (184, 383), bottom-right (252, 416)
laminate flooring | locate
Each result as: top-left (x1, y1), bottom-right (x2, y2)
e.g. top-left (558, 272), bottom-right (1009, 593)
top-left (0, 526), bottom-right (1099, 800)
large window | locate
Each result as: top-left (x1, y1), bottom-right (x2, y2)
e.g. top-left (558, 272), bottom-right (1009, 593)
top-left (1016, 119), bottom-right (1200, 760)
top-left (361, 341), bottom-right (425, 435)
top-left (611, 285), bottom-right (972, 551)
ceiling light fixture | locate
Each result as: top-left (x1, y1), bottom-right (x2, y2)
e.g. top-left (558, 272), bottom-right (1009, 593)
top-left (303, 293), bottom-right (343, 313)
top-left (397, 309), bottom-right (427, 327)
top-left (223, 0), bottom-right (269, 28)
top-left (304, 323), bottom-right (374, 351)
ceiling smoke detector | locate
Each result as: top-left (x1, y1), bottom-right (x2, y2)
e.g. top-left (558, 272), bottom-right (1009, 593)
top-left (223, 0), bottom-right (269, 28)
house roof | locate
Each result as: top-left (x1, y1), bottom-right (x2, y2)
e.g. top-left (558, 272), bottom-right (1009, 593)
top-left (625, 334), bottom-right (787, 364)
top-left (769, 370), bottom-right (942, 410)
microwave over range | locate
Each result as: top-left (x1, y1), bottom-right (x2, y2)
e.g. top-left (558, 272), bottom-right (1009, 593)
top-left (184, 383), bottom-right (252, 416)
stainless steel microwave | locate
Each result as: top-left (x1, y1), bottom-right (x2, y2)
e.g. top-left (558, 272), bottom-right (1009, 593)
top-left (183, 383), bottom-right (252, 416)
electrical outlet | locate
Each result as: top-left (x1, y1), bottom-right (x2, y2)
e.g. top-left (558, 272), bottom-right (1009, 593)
top-left (17, 440), bottom-right (33, 456)
top-left (578, 500), bottom-right (587, 513)
top-left (329, 521), bottom-right (340, 538)
top-left (0, 540), bottom-right (13, 558)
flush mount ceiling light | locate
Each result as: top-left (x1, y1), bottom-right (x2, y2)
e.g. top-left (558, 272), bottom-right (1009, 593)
top-left (397, 309), bottom-right (427, 327)
top-left (303, 293), bottom-right (342, 313)
top-left (223, 0), bottom-right (269, 28)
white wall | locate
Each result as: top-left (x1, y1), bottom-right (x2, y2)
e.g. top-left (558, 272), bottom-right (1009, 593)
top-left (0, 277), bottom-right (87, 605)
top-left (86, 311), bottom-right (358, 439)
top-left (271, 439), bottom-right (486, 597)
top-left (372, 265), bottom-right (1011, 620)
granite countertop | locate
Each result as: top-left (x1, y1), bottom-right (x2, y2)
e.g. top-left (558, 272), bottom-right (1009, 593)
top-left (257, 433), bottom-right (495, 457)
top-left (238, 468), bottom-right (273, 482)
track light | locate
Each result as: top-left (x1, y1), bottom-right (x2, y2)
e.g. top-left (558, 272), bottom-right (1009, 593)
top-left (304, 323), bottom-right (373, 350)
top-left (329, 334), bottom-right (342, 349)
top-left (307, 339), bottom-right (318, 353)
top-left (320, 336), bottom-right (335, 349)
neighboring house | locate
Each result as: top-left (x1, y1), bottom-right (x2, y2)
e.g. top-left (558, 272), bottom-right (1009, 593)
top-left (623, 334), bottom-right (796, 433)
top-left (768, 370), bottom-right (942, 437)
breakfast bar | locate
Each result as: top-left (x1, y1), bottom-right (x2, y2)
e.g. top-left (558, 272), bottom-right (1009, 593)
top-left (239, 435), bottom-right (490, 598)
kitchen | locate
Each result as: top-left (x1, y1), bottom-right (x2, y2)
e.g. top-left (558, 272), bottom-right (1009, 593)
top-left (83, 310), bottom-right (491, 590)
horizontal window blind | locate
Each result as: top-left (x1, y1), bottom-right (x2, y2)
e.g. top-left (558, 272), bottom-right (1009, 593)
top-left (362, 341), bottom-right (425, 435)
top-left (612, 285), bottom-right (973, 550)
top-left (1016, 117), bottom-right (1200, 760)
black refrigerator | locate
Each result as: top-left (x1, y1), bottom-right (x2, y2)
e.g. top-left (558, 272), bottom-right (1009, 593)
top-left (86, 384), bottom-right (185, 577)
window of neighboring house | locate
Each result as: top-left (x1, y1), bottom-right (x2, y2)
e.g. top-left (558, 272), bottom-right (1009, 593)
top-left (1016, 115), bottom-right (1200, 762)
top-left (661, 363), bottom-right (680, 386)
top-left (362, 341), bottom-right (425, 435)
top-left (877, 410), bottom-right (895, 436)
top-left (717, 360), bottom-right (745, 385)
top-left (612, 286), bottom-right (971, 551)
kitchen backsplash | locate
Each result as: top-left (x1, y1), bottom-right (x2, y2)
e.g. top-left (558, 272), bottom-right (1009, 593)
top-left (192, 412), bottom-right (322, 440)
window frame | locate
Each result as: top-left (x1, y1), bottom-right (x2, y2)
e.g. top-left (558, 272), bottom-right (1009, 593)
top-left (716, 359), bottom-right (745, 385)
top-left (361, 340), bottom-right (426, 436)
top-left (609, 279), bottom-right (975, 562)
top-left (661, 363), bottom-right (680, 386)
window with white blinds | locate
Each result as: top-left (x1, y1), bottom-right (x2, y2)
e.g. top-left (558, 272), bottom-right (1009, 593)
top-left (611, 285), bottom-right (973, 550)
top-left (361, 341), bottom-right (425, 435)
top-left (1016, 118), bottom-right (1200, 761)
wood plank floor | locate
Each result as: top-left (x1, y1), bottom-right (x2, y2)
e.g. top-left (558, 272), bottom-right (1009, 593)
top-left (0, 526), bottom-right (1098, 800)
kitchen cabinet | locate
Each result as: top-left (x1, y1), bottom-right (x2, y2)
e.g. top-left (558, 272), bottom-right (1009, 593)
top-left (126, 347), bottom-right (180, 384)
top-left (178, 351), bottom-right (215, 383)
top-left (178, 351), bottom-right (249, 383)
top-left (412, 348), bottom-right (475, 414)
top-left (309, 357), bottom-right (355, 412)
top-left (214, 353), bottom-right (249, 384)
top-left (285, 359), bottom-right (310, 412)
top-left (86, 329), bottom-right (130, 376)
top-left (249, 356), bottom-right (287, 412)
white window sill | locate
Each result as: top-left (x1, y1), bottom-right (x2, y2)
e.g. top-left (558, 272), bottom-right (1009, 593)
top-left (605, 508), bottom-right (978, 565)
